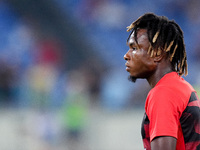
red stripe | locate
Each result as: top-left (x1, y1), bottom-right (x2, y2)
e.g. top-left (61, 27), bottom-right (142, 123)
top-left (188, 100), bottom-right (200, 107)
top-left (186, 141), bottom-right (200, 150)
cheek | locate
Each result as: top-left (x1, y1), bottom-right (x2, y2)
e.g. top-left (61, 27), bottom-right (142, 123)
top-left (130, 53), bottom-right (143, 68)
top-left (132, 53), bottom-right (155, 69)
top-left (132, 51), bottom-right (136, 54)
top-left (142, 56), bottom-right (157, 71)
top-left (131, 52), bottom-right (144, 63)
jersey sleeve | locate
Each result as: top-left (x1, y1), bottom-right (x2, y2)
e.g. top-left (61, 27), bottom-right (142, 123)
top-left (146, 86), bottom-right (183, 142)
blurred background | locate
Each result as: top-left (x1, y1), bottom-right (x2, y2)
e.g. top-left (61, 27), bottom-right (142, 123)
top-left (0, 0), bottom-right (200, 149)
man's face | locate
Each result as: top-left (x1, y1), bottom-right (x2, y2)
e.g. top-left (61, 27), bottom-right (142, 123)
top-left (124, 29), bottom-right (156, 82)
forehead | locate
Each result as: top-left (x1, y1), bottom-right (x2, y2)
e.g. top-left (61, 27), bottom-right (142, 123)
top-left (128, 29), bottom-right (148, 45)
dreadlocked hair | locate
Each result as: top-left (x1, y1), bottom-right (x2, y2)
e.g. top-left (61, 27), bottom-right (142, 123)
top-left (127, 13), bottom-right (188, 76)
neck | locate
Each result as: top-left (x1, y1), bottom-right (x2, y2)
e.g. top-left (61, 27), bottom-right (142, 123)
top-left (147, 67), bottom-right (173, 88)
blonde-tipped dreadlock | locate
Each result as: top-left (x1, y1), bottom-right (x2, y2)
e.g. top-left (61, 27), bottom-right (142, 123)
top-left (127, 13), bottom-right (188, 76)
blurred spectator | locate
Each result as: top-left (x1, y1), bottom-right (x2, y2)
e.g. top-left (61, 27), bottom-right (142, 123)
top-left (0, 60), bottom-right (17, 107)
top-left (60, 69), bottom-right (89, 150)
top-left (0, 0), bottom-right (199, 149)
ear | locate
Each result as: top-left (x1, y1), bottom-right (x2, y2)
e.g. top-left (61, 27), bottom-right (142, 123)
top-left (153, 48), bottom-right (165, 62)
top-left (153, 53), bottom-right (164, 62)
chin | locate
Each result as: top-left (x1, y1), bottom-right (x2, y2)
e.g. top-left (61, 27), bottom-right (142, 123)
top-left (128, 75), bottom-right (137, 83)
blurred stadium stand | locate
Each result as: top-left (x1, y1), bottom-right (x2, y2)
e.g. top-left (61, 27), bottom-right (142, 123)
top-left (0, 0), bottom-right (199, 149)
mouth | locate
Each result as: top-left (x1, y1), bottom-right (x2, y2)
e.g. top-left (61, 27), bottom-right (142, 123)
top-left (125, 63), bottom-right (130, 71)
top-left (126, 66), bottom-right (130, 71)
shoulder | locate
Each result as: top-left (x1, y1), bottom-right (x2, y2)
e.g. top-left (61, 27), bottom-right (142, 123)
top-left (146, 86), bottom-right (184, 115)
top-left (147, 85), bottom-right (179, 103)
top-left (146, 84), bottom-right (194, 120)
top-left (147, 86), bottom-right (179, 105)
top-left (147, 72), bottom-right (194, 106)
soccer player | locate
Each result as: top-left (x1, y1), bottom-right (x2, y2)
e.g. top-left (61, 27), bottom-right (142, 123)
top-left (124, 13), bottom-right (200, 150)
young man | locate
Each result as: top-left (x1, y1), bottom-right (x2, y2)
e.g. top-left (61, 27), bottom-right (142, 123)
top-left (124, 13), bottom-right (200, 150)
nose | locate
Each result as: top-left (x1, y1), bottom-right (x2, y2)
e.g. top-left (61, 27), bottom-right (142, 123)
top-left (124, 51), bottom-right (129, 61)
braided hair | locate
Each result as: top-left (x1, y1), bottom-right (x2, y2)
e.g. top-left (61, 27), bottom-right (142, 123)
top-left (127, 13), bottom-right (188, 76)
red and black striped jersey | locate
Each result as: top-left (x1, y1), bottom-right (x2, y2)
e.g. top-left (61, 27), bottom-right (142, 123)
top-left (141, 72), bottom-right (200, 150)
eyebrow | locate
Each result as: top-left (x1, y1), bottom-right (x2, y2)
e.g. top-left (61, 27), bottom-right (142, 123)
top-left (127, 38), bottom-right (137, 47)
top-left (128, 38), bottom-right (141, 50)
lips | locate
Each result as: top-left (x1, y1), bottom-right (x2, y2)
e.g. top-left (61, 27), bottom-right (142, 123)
top-left (125, 63), bottom-right (130, 71)
top-left (126, 66), bottom-right (130, 71)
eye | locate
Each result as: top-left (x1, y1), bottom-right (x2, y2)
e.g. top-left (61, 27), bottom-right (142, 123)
top-left (132, 47), bottom-right (137, 50)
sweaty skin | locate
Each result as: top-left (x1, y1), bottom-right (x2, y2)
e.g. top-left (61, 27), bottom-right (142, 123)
top-left (124, 30), bottom-right (156, 79)
top-left (124, 29), bottom-right (177, 150)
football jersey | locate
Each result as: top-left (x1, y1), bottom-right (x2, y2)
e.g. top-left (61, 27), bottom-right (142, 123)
top-left (141, 72), bottom-right (200, 150)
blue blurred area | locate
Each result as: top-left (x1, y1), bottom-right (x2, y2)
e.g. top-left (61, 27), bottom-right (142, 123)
top-left (1, 0), bottom-right (199, 108)
top-left (0, 0), bottom-right (200, 149)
